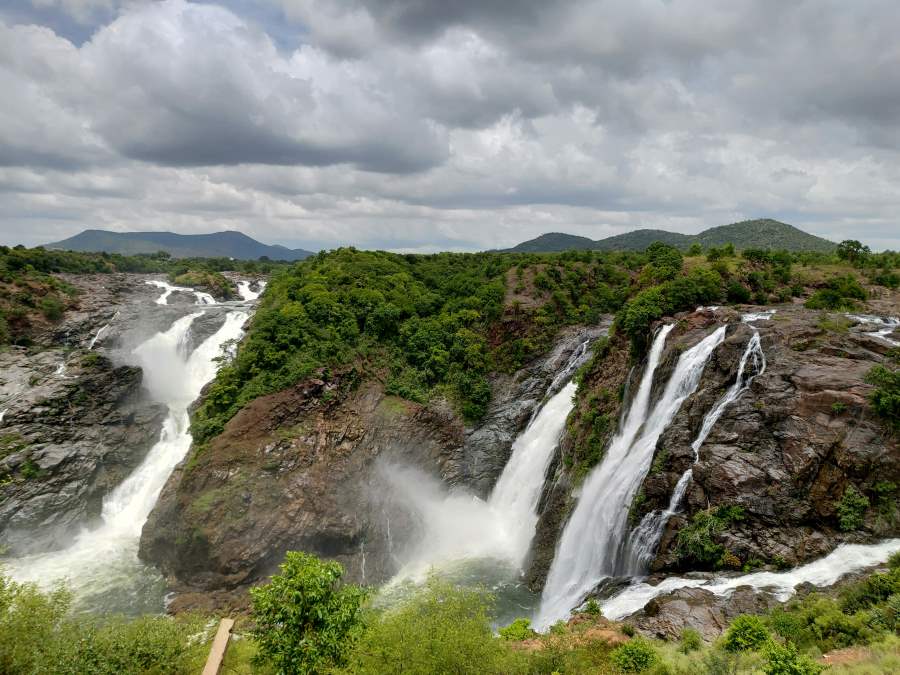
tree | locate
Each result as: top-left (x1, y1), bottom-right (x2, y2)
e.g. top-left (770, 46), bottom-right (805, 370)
top-left (688, 243), bottom-right (703, 256)
top-left (250, 552), bottom-right (368, 675)
top-left (836, 240), bottom-right (871, 264)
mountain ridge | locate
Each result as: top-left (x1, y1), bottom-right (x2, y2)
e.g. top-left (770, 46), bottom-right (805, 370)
top-left (505, 219), bottom-right (836, 253)
top-left (47, 229), bottom-right (314, 261)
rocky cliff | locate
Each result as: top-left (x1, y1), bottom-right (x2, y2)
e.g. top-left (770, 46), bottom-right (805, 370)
top-left (139, 325), bottom-right (606, 611)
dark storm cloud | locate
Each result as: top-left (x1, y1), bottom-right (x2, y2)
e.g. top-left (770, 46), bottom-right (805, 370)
top-left (1, 0), bottom-right (900, 250)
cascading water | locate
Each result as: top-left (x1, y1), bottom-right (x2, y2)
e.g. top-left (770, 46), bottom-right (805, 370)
top-left (536, 325), bottom-right (727, 628)
top-left (601, 539), bottom-right (900, 621)
top-left (237, 279), bottom-right (266, 301)
top-left (624, 331), bottom-right (766, 574)
top-left (145, 279), bottom-right (216, 306)
top-left (5, 308), bottom-right (248, 613)
top-left (847, 314), bottom-right (900, 347)
top-left (389, 339), bottom-right (595, 580)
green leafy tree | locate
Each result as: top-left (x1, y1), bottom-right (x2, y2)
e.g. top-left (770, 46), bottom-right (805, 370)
top-left (723, 614), bottom-right (770, 652)
top-left (762, 640), bottom-right (824, 675)
top-left (610, 638), bottom-right (659, 672)
top-left (865, 365), bottom-right (900, 431)
top-left (836, 239), bottom-right (871, 264)
top-left (250, 551), bottom-right (368, 675)
top-left (836, 485), bottom-right (869, 531)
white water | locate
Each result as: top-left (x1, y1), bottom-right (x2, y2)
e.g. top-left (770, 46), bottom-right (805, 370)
top-left (625, 331), bottom-right (766, 573)
top-left (237, 280), bottom-right (266, 301)
top-left (742, 309), bottom-right (776, 323)
top-left (6, 309), bottom-right (248, 610)
top-left (145, 279), bottom-right (215, 306)
top-left (88, 311), bottom-right (120, 350)
top-left (847, 314), bottom-right (900, 347)
top-left (536, 325), bottom-right (727, 628)
top-left (389, 340), bottom-right (594, 580)
top-left (601, 539), bottom-right (900, 620)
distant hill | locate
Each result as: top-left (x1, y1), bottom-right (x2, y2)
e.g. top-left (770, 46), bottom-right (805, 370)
top-left (505, 219), bottom-right (836, 254)
top-left (47, 230), bottom-right (314, 261)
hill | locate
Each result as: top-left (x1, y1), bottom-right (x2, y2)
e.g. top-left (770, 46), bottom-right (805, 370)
top-left (47, 229), bottom-right (314, 261)
top-left (506, 219), bottom-right (836, 253)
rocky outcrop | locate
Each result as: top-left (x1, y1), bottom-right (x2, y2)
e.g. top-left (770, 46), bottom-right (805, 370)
top-left (645, 307), bottom-right (899, 571)
top-left (139, 325), bottom-right (606, 610)
top-left (0, 350), bottom-right (165, 554)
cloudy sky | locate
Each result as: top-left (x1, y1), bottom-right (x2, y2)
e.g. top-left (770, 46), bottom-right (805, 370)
top-left (2, 0), bottom-right (899, 251)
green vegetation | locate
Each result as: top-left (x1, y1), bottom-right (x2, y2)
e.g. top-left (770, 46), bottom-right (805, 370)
top-left (0, 245), bottom-right (282, 346)
top-left (865, 364), bottom-right (900, 431)
top-left (675, 505), bottom-right (746, 569)
top-left (250, 551), bottom-right (367, 674)
top-left (6, 549), bottom-right (900, 674)
top-left (836, 485), bottom-right (870, 531)
top-left (168, 269), bottom-right (236, 299)
top-left (0, 574), bottom-right (208, 674)
top-left (805, 274), bottom-right (868, 310)
top-left (724, 615), bottom-right (770, 652)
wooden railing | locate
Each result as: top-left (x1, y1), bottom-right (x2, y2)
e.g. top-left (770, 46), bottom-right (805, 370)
top-left (201, 618), bottom-right (235, 675)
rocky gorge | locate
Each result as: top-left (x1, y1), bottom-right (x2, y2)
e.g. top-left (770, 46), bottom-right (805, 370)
top-left (2, 255), bottom-right (898, 643)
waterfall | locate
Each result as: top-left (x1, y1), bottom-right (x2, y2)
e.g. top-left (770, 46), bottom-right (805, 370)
top-left (847, 314), bottom-right (900, 347)
top-left (5, 308), bottom-right (248, 611)
top-left (388, 338), bottom-right (594, 580)
top-left (87, 311), bottom-right (119, 350)
top-left (237, 280), bottom-right (265, 301)
top-left (536, 325), bottom-right (726, 628)
top-left (145, 280), bottom-right (216, 306)
top-left (624, 331), bottom-right (766, 574)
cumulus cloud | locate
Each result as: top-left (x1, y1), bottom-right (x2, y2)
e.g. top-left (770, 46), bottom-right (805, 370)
top-left (1, 0), bottom-right (899, 250)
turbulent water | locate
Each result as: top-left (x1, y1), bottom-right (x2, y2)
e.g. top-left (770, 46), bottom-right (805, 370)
top-left (848, 313), bottom-right (900, 346)
top-left (237, 279), bottom-right (266, 301)
top-left (601, 539), bottom-right (900, 620)
top-left (145, 279), bottom-right (215, 305)
top-left (5, 284), bottom-right (252, 614)
top-left (536, 325), bottom-right (727, 628)
top-left (624, 330), bottom-right (766, 574)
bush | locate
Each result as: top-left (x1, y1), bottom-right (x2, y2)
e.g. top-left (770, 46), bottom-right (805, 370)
top-left (584, 598), bottom-right (603, 616)
top-left (38, 295), bottom-right (64, 321)
top-left (763, 640), bottom-right (824, 675)
top-left (723, 614), bottom-right (770, 652)
top-left (675, 506), bottom-right (745, 568)
top-left (499, 617), bottom-right (536, 641)
top-left (805, 274), bottom-right (867, 310)
top-left (836, 485), bottom-right (869, 531)
top-left (250, 551), bottom-right (367, 675)
top-left (678, 627), bottom-right (703, 654)
top-left (865, 365), bottom-right (900, 431)
top-left (344, 576), bottom-right (500, 674)
top-left (610, 638), bottom-right (659, 672)
top-left (726, 280), bottom-right (752, 303)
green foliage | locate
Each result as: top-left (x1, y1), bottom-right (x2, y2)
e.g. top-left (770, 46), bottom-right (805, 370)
top-left (584, 598), bottom-right (603, 617)
top-left (762, 640), bottom-right (825, 675)
top-left (836, 239), bottom-right (871, 265)
top-left (723, 615), bottom-right (770, 653)
top-left (610, 638), bottom-right (660, 672)
top-left (805, 274), bottom-right (867, 310)
top-left (865, 364), bottom-right (900, 431)
top-left (678, 628), bottom-right (703, 654)
top-left (675, 505), bottom-right (745, 568)
top-left (169, 269), bottom-right (236, 299)
top-left (836, 484), bottom-right (869, 531)
top-left (250, 551), bottom-right (367, 675)
top-left (839, 566), bottom-right (900, 614)
top-left (344, 576), bottom-right (500, 674)
top-left (499, 617), bottom-right (537, 641)
top-left (38, 295), bottom-right (64, 321)
top-left (0, 574), bottom-right (203, 674)
top-left (726, 280), bottom-right (752, 303)
top-left (688, 243), bottom-right (703, 256)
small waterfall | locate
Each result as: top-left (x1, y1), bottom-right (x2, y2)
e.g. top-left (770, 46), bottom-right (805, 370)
top-left (388, 338), bottom-right (595, 579)
top-left (145, 280), bottom-right (216, 306)
top-left (5, 308), bottom-right (248, 611)
top-left (87, 310), bottom-right (120, 350)
top-left (847, 314), bottom-right (900, 347)
top-left (237, 280), bottom-right (265, 301)
top-left (536, 325), bottom-right (726, 628)
top-left (624, 331), bottom-right (766, 573)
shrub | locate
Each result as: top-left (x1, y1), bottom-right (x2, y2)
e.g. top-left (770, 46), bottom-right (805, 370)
top-left (723, 614), bottom-right (770, 652)
top-left (250, 551), bottom-right (367, 675)
top-left (675, 506), bottom-right (745, 568)
top-left (39, 295), bottom-right (64, 321)
top-left (584, 598), bottom-right (603, 616)
top-left (836, 485), bottom-right (869, 531)
top-left (805, 274), bottom-right (867, 310)
top-left (839, 568), bottom-right (900, 613)
top-left (865, 365), bottom-right (900, 431)
top-left (499, 617), bottom-right (536, 641)
top-left (762, 640), bottom-right (825, 675)
top-left (678, 627), bottom-right (703, 653)
top-left (345, 576), bottom-right (500, 674)
top-left (610, 638), bottom-right (659, 672)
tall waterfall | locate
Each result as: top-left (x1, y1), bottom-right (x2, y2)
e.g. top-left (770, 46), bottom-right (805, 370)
top-left (5, 308), bottom-right (248, 612)
top-left (536, 325), bottom-right (726, 628)
top-left (389, 339), bottom-right (594, 579)
top-left (624, 330), bottom-right (766, 574)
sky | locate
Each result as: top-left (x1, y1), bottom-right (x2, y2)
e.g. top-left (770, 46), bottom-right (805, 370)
top-left (1, 1), bottom-right (899, 252)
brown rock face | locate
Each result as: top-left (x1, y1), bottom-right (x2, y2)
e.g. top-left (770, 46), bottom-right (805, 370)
top-left (139, 326), bottom-right (605, 608)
